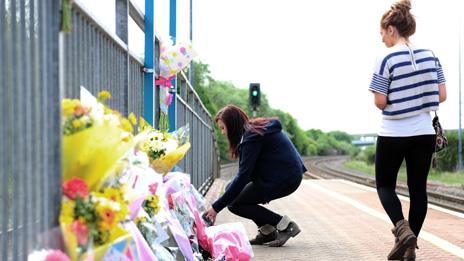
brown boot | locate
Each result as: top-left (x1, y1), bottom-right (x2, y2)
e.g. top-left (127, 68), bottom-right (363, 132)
top-left (388, 220), bottom-right (417, 260)
top-left (403, 243), bottom-right (418, 261)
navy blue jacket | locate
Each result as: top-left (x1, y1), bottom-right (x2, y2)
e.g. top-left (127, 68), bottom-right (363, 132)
top-left (212, 119), bottom-right (307, 213)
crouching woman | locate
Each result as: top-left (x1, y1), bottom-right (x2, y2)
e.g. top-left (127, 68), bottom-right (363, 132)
top-left (204, 105), bottom-right (307, 247)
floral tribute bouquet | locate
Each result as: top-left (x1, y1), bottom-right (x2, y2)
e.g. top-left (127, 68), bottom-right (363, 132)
top-left (142, 194), bottom-right (161, 217)
top-left (59, 177), bottom-right (132, 260)
top-left (155, 36), bottom-right (197, 130)
top-left (62, 88), bottom-right (142, 191)
top-left (140, 123), bottom-right (191, 175)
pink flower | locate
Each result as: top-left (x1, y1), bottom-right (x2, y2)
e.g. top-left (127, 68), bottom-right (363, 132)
top-left (45, 250), bottom-right (70, 261)
top-left (148, 183), bottom-right (158, 194)
top-left (71, 220), bottom-right (89, 246)
top-left (63, 177), bottom-right (89, 200)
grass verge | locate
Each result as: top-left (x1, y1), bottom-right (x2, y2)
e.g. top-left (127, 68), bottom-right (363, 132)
top-left (344, 160), bottom-right (464, 185)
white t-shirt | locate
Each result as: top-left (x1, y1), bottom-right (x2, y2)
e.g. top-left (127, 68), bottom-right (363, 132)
top-left (378, 111), bottom-right (435, 137)
top-left (369, 43), bottom-right (445, 121)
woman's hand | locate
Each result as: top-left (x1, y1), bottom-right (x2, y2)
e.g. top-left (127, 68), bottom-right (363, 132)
top-left (204, 207), bottom-right (217, 225)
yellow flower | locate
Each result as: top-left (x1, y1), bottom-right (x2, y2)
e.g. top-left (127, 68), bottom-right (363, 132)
top-left (62, 99), bottom-right (80, 118)
top-left (102, 187), bottom-right (123, 203)
top-left (138, 117), bottom-right (152, 132)
top-left (141, 142), bottom-right (150, 153)
top-left (134, 216), bottom-right (148, 225)
top-left (59, 200), bottom-right (75, 224)
top-left (147, 195), bottom-right (160, 215)
top-left (97, 90), bottom-right (112, 102)
top-left (104, 107), bottom-right (113, 115)
top-left (117, 203), bottom-right (129, 221)
top-left (71, 119), bottom-right (82, 128)
top-left (120, 118), bottom-right (133, 133)
top-left (128, 113), bottom-right (137, 125)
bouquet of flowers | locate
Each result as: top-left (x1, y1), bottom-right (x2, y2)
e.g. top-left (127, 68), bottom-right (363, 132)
top-left (62, 88), bottom-right (142, 191)
top-left (142, 194), bottom-right (161, 217)
top-left (140, 124), bottom-right (191, 175)
top-left (59, 177), bottom-right (131, 260)
top-left (62, 99), bottom-right (94, 136)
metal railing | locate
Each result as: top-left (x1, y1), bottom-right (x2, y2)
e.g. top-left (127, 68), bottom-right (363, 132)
top-left (62, 1), bottom-right (145, 117)
top-left (176, 71), bottom-right (221, 194)
top-left (1, 1), bottom-right (61, 260)
top-left (1, 0), bottom-right (219, 259)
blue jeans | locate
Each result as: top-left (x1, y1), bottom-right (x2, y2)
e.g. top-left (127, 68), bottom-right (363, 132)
top-left (227, 176), bottom-right (302, 227)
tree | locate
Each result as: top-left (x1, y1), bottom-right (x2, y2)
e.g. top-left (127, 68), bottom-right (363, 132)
top-left (328, 130), bottom-right (353, 144)
top-left (190, 60), bottom-right (359, 159)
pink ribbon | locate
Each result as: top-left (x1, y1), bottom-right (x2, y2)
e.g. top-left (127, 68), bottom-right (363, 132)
top-left (155, 75), bottom-right (175, 87)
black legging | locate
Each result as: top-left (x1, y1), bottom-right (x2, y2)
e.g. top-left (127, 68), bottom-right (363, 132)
top-left (375, 135), bottom-right (435, 236)
top-left (227, 176), bottom-right (302, 227)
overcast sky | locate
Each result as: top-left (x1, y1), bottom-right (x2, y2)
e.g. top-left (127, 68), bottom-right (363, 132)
top-left (82, 0), bottom-right (463, 134)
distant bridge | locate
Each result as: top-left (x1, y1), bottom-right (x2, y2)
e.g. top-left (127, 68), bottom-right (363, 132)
top-left (351, 133), bottom-right (377, 147)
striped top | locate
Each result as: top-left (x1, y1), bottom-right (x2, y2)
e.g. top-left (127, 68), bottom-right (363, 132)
top-left (369, 44), bottom-right (446, 120)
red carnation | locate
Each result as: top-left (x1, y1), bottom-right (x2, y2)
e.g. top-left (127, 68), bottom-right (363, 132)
top-left (62, 177), bottom-right (89, 200)
top-left (167, 194), bottom-right (174, 209)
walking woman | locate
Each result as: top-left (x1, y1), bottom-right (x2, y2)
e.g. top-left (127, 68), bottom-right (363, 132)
top-left (204, 105), bottom-right (307, 247)
top-left (369, 0), bottom-right (447, 260)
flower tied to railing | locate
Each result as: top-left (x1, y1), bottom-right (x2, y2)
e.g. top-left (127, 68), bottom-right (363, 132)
top-left (155, 76), bottom-right (175, 109)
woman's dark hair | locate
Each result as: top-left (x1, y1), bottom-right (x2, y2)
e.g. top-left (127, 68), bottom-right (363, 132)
top-left (215, 105), bottom-right (274, 159)
top-left (381, 0), bottom-right (416, 38)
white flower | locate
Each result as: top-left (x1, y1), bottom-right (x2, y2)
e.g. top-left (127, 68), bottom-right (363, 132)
top-left (27, 249), bottom-right (49, 261)
top-left (164, 138), bottom-right (179, 153)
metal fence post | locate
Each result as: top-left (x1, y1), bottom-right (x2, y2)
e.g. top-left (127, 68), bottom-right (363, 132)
top-left (116, 0), bottom-right (130, 116)
top-left (144, 0), bottom-right (156, 125)
top-left (168, 0), bottom-right (177, 132)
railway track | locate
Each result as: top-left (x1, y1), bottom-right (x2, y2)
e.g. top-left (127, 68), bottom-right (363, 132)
top-left (304, 156), bottom-right (464, 213)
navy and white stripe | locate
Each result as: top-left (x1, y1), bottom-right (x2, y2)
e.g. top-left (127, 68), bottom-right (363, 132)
top-left (369, 74), bottom-right (390, 95)
top-left (369, 44), bottom-right (446, 119)
top-left (437, 67), bottom-right (445, 83)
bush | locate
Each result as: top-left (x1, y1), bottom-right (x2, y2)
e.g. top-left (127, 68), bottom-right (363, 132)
top-left (357, 145), bottom-right (376, 165)
top-left (435, 130), bottom-right (459, 171)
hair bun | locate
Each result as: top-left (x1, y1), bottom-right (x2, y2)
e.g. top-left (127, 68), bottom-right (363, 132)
top-left (391, 0), bottom-right (411, 12)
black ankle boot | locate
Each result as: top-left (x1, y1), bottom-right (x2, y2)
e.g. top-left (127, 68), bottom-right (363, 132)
top-left (268, 216), bottom-right (301, 247)
top-left (249, 224), bottom-right (277, 245)
top-left (249, 230), bottom-right (278, 245)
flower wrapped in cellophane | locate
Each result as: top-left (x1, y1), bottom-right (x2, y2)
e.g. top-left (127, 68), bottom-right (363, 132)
top-left (140, 123), bottom-right (191, 175)
top-left (159, 36), bottom-right (197, 78)
top-left (59, 178), bottom-right (133, 260)
top-left (62, 88), bottom-right (143, 191)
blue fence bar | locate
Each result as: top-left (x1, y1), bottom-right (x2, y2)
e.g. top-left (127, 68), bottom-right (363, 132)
top-left (143, 0), bottom-right (156, 126)
top-left (168, 0), bottom-right (177, 132)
